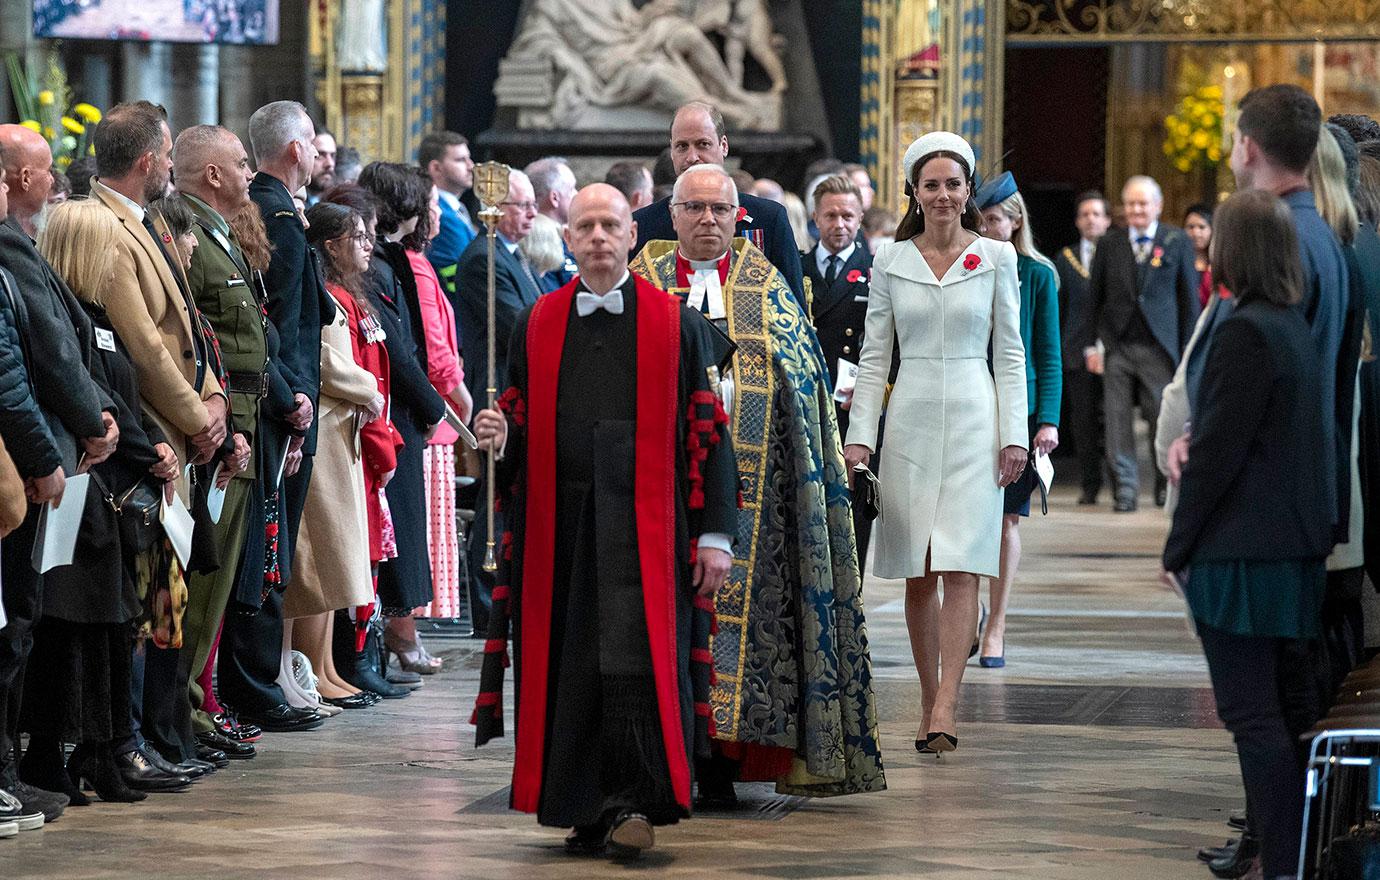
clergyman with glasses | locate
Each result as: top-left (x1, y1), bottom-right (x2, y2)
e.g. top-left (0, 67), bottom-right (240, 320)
top-left (630, 162), bottom-right (887, 810)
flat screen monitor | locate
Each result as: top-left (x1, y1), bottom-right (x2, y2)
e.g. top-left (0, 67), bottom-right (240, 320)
top-left (34, 0), bottom-right (279, 45)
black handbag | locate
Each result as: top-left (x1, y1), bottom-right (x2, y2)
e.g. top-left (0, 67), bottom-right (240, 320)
top-left (851, 464), bottom-right (882, 522)
top-left (109, 479), bottom-right (162, 554)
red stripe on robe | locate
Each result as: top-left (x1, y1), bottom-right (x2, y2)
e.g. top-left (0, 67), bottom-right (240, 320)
top-left (510, 275), bottom-right (691, 814)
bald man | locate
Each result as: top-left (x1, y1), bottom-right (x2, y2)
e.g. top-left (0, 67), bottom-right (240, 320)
top-left (0, 124), bottom-right (120, 820)
top-left (471, 183), bottom-right (737, 858)
top-left (168, 125), bottom-right (296, 761)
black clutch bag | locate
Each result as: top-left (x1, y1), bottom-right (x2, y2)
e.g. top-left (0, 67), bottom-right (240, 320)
top-left (852, 464), bottom-right (882, 522)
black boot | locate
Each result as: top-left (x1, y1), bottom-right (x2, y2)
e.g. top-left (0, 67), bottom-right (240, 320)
top-left (18, 737), bottom-right (87, 807)
top-left (338, 617), bottom-right (408, 699)
top-left (69, 744), bottom-right (145, 803)
top-left (1208, 831), bottom-right (1259, 878)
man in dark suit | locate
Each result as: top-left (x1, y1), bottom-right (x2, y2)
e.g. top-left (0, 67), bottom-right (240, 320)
top-left (1055, 191), bottom-right (1111, 505)
top-left (1090, 175), bottom-right (1199, 512)
top-left (419, 131), bottom-right (477, 297)
top-left (800, 174), bottom-right (887, 575)
top-left (633, 101), bottom-right (805, 311)
top-left (455, 168), bottom-right (543, 635)
top-left (227, 100), bottom-right (330, 732)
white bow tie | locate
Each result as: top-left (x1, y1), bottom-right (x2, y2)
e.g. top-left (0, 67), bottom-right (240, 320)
top-left (575, 288), bottom-right (624, 317)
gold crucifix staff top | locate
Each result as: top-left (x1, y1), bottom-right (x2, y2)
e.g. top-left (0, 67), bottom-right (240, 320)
top-left (474, 161), bottom-right (510, 573)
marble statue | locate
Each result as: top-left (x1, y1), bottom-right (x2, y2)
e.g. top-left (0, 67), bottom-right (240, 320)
top-left (495, 0), bottom-right (788, 131)
top-left (338, 0), bottom-right (387, 73)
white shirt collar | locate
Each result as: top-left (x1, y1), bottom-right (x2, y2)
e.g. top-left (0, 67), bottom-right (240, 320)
top-left (100, 180), bottom-right (145, 223)
top-left (1080, 238), bottom-right (1096, 265)
top-left (683, 250), bottom-right (729, 272)
top-left (497, 233), bottom-right (520, 254)
top-left (815, 241), bottom-right (856, 277)
top-left (438, 189), bottom-right (461, 212)
top-left (1131, 221), bottom-right (1158, 243)
top-left (581, 270), bottom-right (629, 297)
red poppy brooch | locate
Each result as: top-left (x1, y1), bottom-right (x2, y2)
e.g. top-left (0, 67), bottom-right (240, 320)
top-left (846, 268), bottom-right (867, 284)
top-left (1150, 246), bottom-right (1164, 268)
top-left (162, 232), bottom-right (173, 244)
top-left (736, 206), bottom-right (752, 224)
top-left (960, 253), bottom-right (981, 275)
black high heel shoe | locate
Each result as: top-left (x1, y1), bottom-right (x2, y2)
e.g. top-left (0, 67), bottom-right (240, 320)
top-left (924, 732), bottom-right (958, 756)
top-left (915, 738), bottom-right (935, 754)
top-left (19, 736), bottom-right (88, 806)
top-left (70, 744), bottom-right (146, 803)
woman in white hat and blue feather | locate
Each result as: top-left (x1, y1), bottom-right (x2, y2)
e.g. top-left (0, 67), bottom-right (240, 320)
top-left (843, 132), bottom-right (1028, 756)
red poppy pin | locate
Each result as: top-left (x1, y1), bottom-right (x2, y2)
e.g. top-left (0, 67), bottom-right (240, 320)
top-left (846, 268), bottom-right (865, 284)
top-left (960, 253), bottom-right (981, 275)
top-left (736, 206), bottom-right (752, 224)
top-left (162, 232), bottom-right (173, 244)
top-left (1150, 245), bottom-right (1164, 268)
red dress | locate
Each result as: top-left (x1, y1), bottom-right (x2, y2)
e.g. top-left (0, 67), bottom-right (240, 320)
top-left (328, 283), bottom-right (402, 563)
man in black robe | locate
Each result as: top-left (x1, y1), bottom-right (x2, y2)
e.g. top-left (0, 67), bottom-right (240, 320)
top-left (472, 183), bottom-right (737, 858)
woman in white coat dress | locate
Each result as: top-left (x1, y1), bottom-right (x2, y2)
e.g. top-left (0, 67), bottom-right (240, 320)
top-left (844, 132), bottom-right (1028, 756)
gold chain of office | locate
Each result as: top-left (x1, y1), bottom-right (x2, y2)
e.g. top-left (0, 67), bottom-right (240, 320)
top-left (1007, 0), bottom-right (1380, 43)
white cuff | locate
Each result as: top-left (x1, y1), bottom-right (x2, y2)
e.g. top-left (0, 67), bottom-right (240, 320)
top-left (697, 532), bottom-right (732, 554)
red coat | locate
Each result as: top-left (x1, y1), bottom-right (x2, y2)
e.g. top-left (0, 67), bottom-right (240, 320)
top-left (329, 284), bottom-right (402, 563)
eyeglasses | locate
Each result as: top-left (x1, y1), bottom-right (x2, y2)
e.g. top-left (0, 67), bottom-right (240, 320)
top-left (333, 231), bottom-right (371, 246)
top-left (501, 200), bottom-right (538, 212)
top-left (672, 200), bottom-right (737, 220)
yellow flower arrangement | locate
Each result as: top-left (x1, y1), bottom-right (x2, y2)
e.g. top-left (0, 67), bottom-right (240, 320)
top-left (6, 54), bottom-right (104, 171)
top-left (1163, 84), bottom-right (1225, 173)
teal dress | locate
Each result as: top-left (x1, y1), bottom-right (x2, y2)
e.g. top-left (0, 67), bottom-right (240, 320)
top-left (1184, 559), bottom-right (1326, 639)
top-left (1005, 255), bottom-right (1063, 515)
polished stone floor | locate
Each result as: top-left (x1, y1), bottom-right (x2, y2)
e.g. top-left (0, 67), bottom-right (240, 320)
top-left (9, 486), bottom-right (1241, 879)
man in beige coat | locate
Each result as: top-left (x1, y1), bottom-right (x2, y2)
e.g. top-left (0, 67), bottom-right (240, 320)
top-left (90, 101), bottom-right (227, 482)
top-left (91, 101), bottom-right (229, 778)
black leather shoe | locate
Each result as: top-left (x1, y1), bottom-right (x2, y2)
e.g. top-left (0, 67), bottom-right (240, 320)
top-left (1227, 811), bottom-right (1246, 830)
top-left (194, 745), bottom-right (229, 769)
top-left (211, 712), bottom-right (261, 743)
top-left (1198, 837), bottom-right (1238, 863)
top-left (239, 703), bottom-right (326, 732)
top-left (606, 810), bottom-right (654, 857)
top-left (140, 744), bottom-right (197, 778)
top-left (694, 776), bottom-right (738, 811)
top-left (114, 750), bottom-right (192, 792)
top-left (1077, 490), bottom-right (1098, 505)
top-left (564, 824), bottom-right (607, 855)
top-left (1113, 498), bottom-right (1137, 513)
top-left (322, 693), bottom-right (375, 709)
top-left (197, 730), bottom-right (256, 759)
top-left (1208, 831), bottom-right (1258, 878)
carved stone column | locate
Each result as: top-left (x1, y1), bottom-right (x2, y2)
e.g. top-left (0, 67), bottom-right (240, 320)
top-left (312, 0), bottom-right (445, 163)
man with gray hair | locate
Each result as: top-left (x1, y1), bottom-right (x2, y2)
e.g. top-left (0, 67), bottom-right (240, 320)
top-left (524, 156), bottom-right (578, 288)
top-left (1087, 174), bottom-right (1199, 512)
top-left (632, 101), bottom-right (805, 309)
top-left (630, 161), bottom-right (884, 809)
top-left (228, 100), bottom-right (330, 733)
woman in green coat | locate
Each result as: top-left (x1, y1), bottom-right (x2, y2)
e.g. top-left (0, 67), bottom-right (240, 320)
top-left (976, 172), bottom-right (1062, 667)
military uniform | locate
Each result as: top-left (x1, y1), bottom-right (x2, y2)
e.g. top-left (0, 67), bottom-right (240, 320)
top-left (177, 193), bottom-right (270, 742)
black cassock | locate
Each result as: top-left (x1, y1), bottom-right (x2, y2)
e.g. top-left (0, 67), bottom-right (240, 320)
top-left (472, 274), bottom-right (737, 829)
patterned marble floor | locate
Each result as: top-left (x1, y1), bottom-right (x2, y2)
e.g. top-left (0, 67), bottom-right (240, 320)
top-left (9, 487), bottom-right (1240, 879)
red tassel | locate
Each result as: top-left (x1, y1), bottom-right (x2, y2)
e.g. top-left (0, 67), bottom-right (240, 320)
top-left (691, 647), bottom-right (713, 665)
top-left (492, 584), bottom-right (511, 602)
top-left (694, 702), bottom-right (712, 717)
top-left (483, 639), bottom-right (506, 654)
top-left (693, 594), bottom-right (714, 614)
